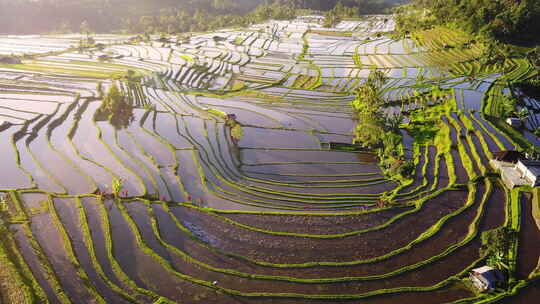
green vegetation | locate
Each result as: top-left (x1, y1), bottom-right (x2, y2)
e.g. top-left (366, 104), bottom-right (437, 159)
top-left (94, 84), bottom-right (135, 130)
top-left (352, 70), bottom-right (388, 147)
top-left (0, 2), bottom-right (539, 303)
top-left (395, 0), bottom-right (540, 43)
top-left (0, 0), bottom-right (403, 35)
top-left (111, 178), bottom-right (124, 197)
top-left (481, 227), bottom-right (516, 273)
top-left (353, 70), bottom-right (412, 180)
top-left (323, 2), bottom-right (358, 28)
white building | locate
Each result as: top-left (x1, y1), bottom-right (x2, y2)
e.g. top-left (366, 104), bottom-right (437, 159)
top-left (491, 151), bottom-right (540, 188)
top-left (515, 160), bottom-right (540, 187)
top-left (469, 266), bottom-right (505, 292)
top-left (506, 117), bottom-right (522, 128)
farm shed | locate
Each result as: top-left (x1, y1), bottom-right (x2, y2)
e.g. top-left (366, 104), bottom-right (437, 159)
top-left (506, 117), bottom-right (522, 128)
top-left (469, 266), bottom-right (505, 292)
top-left (492, 151), bottom-right (540, 188)
top-left (515, 160), bottom-right (540, 187)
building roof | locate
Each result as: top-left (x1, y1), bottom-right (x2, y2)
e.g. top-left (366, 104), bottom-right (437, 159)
top-left (471, 266), bottom-right (505, 290)
top-left (519, 160), bottom-right (540, 176)
top-left (506, 118), bottom-right (523, 128)
top-left (473, 266), bottom-right (496, 273)
top-left (493, 150), bottom-right (524, 163)
top-left (506, 117), bottom-right (522, 126)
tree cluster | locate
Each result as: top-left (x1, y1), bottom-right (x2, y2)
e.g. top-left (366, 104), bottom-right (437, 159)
top-left (352, 70), bottom-right (388, 148)
top-left (0, 0), bottom-right (403, 35)
top-left (352, 70), bottom-right (413, 179)
top-left (323, 2), bottom-right (358, 28)
top-left (273, 0), bottom-right (404, 13)
top-left (396, 0), bottom-right (540, 43)
top-left (95, 84), bottom-right (135, 130)
top-left (481, 227), bottom-right (516, 276)
top-left (126, 3), bottom-right (297, 35)
top-left (0, 0), bottom-right (265, 34)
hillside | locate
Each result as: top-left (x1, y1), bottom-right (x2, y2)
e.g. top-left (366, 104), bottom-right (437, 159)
top-left (0, 0), bottom-right (404, 34)
top-left (0, 0), bottom-right (265, 34)
top-left (396, 0), bottom-right (540, 44)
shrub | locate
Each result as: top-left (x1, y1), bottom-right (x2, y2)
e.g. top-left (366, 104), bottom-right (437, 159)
top-left (481, 227), bottom-right (517, 271)
top-left (399, 160), bottom-right (415, 177)
top-left (112, 178), bottom-right (123, 197)
top-left (94, 84), bottom-right (135, 130)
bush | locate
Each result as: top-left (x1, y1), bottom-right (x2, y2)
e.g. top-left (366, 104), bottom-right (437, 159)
top-left (112, 178), bottom-right (123, 197)
top-left (481, 227), bottom-right (517, 271)
top-left (399, 160), bottom-right (415, 177)
top-left (94, 84), bottom-right (135, 130)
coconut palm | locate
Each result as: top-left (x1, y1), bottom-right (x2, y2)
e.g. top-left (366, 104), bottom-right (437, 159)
top-left (386, 113), bottom-right (404, 132)
top-left (487, 250), bottom-right (509, 271)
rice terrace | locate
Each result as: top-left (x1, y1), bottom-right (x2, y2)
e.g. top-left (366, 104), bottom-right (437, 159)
top-left (0, 0), bottom-right (539, 303)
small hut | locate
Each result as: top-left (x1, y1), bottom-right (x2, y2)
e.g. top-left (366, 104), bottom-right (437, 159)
top-left (506, 117), bottom-right (522, 128)
top-left (469, 266), bottom-right (505, 292)
top-left (493, 150), bottom-right (524, 164)
top-left (515, 159), bottom-right (540, 187)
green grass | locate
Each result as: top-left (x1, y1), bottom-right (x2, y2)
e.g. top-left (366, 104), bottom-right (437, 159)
top-left (0, 62), bottom-right (135, 79)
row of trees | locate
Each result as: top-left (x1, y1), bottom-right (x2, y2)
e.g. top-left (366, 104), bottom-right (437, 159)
top-left (323, 2), bottom-right (359, 28)
top-left (124, 3), bottom-right (297, 34)
top-left (117, 0), bottom-right (402, 34)
top-left (0, 0), bottom-right (402, 35)
top-left (0, 0), bottom-right (266, 34)
top-left (352, 70), bottom-right (413, 178)
top-left (273, 0), bottom-right (403, 13)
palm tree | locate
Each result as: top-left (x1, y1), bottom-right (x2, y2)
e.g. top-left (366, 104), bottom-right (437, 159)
top-left (487, 250), bottom-right (509, 271)
top-left (386, 113), bottom-right (404, 132)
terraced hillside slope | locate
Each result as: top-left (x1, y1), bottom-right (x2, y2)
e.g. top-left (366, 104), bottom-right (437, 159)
top-left (0, 15), bottom-right (539, 304)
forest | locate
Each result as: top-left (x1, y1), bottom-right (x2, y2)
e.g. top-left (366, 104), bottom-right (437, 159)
top-left (0, 0), bottom-right (403, 34)
top-left (395, 0), bottom-right (540, 43)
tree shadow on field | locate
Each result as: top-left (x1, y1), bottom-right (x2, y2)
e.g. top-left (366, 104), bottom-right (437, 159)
top-left (407, 119), bottom-right (438, 146)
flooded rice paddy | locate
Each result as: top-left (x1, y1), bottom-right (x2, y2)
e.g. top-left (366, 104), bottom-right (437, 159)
top-left (0, 15), bottom-right (539, 303)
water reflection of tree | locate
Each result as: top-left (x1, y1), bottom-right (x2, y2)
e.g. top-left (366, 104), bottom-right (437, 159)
top-left (94, 84), bottom-right (135, 130)
top-left (226, 117), bottom-right (244, 165)
top-left (230, 141), bottom-right (242, 166)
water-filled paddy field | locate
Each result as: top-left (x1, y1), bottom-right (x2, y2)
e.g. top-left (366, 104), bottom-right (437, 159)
top-left (0, 15), bottom-right (538, 304)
